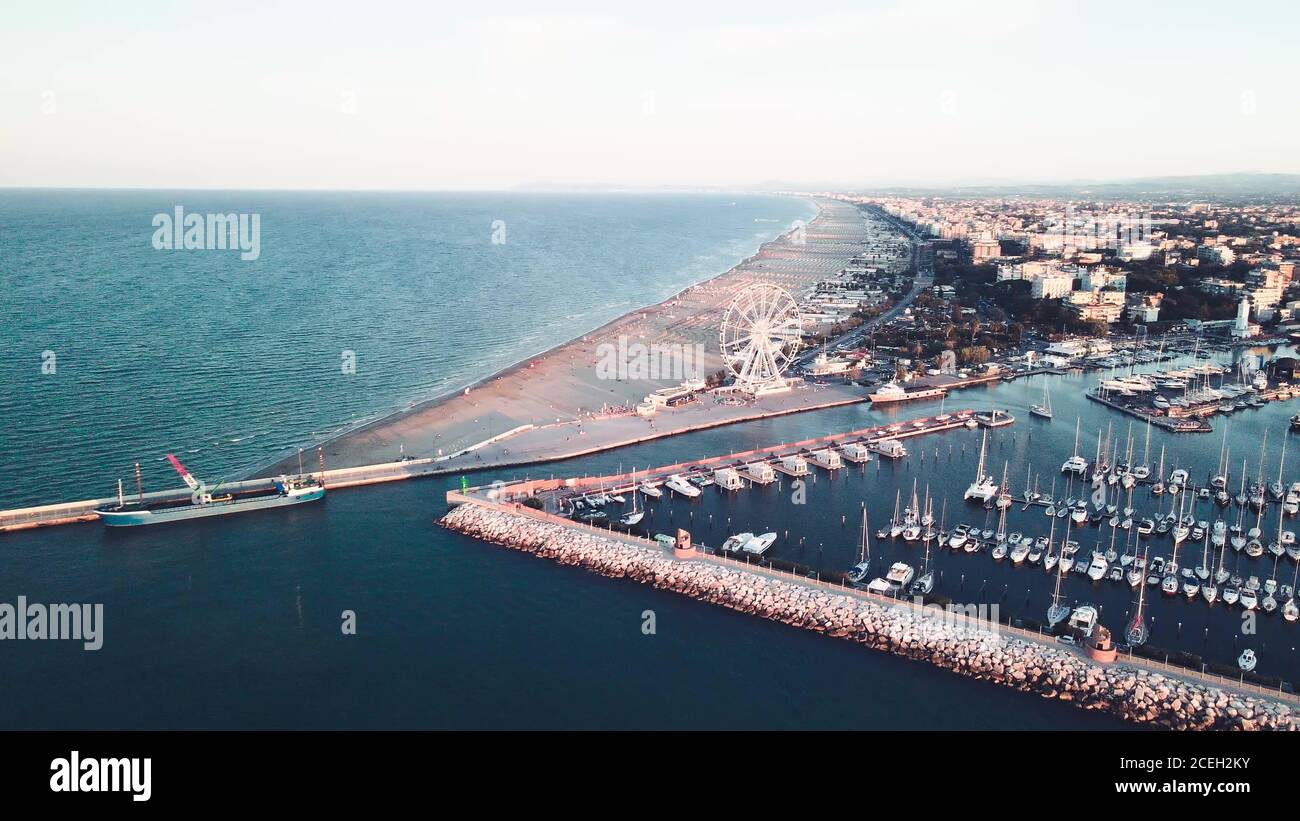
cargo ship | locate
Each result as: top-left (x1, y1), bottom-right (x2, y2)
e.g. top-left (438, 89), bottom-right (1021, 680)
top-left (867, 381), bottom-right (947, 404)
top-left (96, 454), bottom-right (325, 527)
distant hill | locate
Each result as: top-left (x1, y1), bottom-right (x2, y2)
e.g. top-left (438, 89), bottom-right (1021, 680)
top-left (802, 173), bottom-right (1300, 201)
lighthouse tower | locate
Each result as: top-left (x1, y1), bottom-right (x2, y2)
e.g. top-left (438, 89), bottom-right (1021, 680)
top-left (1233, 297), bottom-right (1251, 338)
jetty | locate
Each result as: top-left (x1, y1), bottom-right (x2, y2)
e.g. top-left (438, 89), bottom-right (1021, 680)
top-left (0, 407), bottom-right (983, 534)
top-left (441, 497), bottom-right (1300, 730)
top-left (1086, 391), bottom-right (1215, 433)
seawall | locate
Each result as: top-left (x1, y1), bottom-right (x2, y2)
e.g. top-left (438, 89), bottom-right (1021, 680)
top-left (440, 501), bottom-right (1300, 730)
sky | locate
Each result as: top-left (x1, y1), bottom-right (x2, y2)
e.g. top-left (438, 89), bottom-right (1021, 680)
top-left (1, 0), bottom-right (1297, 190)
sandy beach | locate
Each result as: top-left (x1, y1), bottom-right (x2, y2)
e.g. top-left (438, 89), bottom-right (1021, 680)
top-left (255, 197), bottom-right (877, 477)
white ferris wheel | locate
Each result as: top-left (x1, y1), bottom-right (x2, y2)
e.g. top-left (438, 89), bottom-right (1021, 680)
top-left (719, 283), bottom-right (802, 394)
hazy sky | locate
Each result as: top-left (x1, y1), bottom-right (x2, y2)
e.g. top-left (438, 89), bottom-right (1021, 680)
top-left (2, 0), bottom-right (1297, 190)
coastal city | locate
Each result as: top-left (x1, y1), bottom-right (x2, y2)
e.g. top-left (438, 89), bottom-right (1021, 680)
top-left (7, 2), bottom-right (1300, 798)
top-left (8, 187), bottom-right (1300, 738)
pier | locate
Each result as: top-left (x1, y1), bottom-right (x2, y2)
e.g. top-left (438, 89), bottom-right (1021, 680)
top-left (1086, 391), bottom-right (1214, 433)
top-left (441, 497), bottom-right (1300, 728)
top-left (0, 384), bottom-right (868, 534)
top-left (465, 409), bottom-right (990, 509)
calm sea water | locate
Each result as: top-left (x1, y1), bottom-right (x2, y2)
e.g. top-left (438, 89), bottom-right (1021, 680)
top-left (0, 191), bottom-right (1141, 730)
top-left (0, 190), bottom-right (814, 509)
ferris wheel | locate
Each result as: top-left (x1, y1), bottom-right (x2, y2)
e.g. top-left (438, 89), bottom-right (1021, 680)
top-left (719, 283), bottom-right (802, 393)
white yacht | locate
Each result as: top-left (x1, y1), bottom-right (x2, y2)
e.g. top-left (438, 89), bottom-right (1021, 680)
top-left (884, 562), bottom-right (915, 588)
top-left (741, 532), bottom-right (777, 555)
top-left (722, 532), bottom-right (753, 553)
top-left (664, 475), bottom-right (701, 497)
top-left (1067, 605), bottom-right (1098, 637)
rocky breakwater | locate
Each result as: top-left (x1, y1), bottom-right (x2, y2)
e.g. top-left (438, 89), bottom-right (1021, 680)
top-left (441, 502), bottom-right (1299, 730)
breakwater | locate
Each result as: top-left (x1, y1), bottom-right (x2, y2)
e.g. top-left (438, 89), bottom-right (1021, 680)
top-left (441, 501), bottom-right (1300, 730)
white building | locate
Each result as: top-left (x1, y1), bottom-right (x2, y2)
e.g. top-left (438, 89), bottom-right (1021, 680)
top-left (1032, 273), bottom-right (1074, 299)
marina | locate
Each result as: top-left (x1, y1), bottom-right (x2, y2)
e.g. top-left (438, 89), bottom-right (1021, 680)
top-left (454, 344), bottom-right (1300, 691)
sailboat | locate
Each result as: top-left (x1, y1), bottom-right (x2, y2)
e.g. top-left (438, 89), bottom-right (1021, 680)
top-left (996, 461), bottom-right (1013, 510)
top-left (1043, 516), bottom-right (1059, 573)
top-left (847, 508), bottom-right (871, 583)
top-left (964, 429), bottom-right (998, 502)
top-left (1196, 522), bottom-right (1212, 580)
top-left (889, 489), bottom-right (905, 538)
top-left (991, 477), bottom-right (1010, 560)
top-left (1152, 446), bottom-right (1167, 495)
top-left (1061, 418), bottom-right (1087, 475)
top-left (1047, 518), bottom-right (1073, 628)
top-left (1132, 420), bottom-right (1152, 481)
top-left (1210, 427), bottom-right (1229, 492)
top-left (911, 501), bottom-right (937, 595)
top-left (903, 481), bottom-right (922, 541)
top-left (1283, 552), bottom-right (1300, 622)
top-left (620, 484), bottom-right (644, 526)
top-left (1030, 380), bottom-right (1053, 419)
top-left (1271, 435), bottom-right (1289, 502)
top-left (1126, 542), bottom-right (1150, 646)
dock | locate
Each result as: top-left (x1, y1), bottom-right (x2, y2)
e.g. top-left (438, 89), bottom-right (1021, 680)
top-left (0, 406), bottom-right (1002, 534)
top-left (1087, 390), bottom-right (1215, 433)
top-left (450, 409), bottom-right (998, 509)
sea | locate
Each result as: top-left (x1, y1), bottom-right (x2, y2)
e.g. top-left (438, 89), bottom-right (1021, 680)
top-left (2, 188), bottom-right (1241, 730)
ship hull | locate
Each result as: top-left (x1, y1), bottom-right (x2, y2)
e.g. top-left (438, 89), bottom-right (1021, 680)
top-left (98, 487), bottom-right (325, 527)
top-left (868, 388), bottom-right (946, 403)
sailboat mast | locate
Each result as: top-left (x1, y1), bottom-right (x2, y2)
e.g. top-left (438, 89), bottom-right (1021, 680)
top-left (859, 507), bottom-right (868, 565)
top-left (1053, 517), bottom-right (1071, 606)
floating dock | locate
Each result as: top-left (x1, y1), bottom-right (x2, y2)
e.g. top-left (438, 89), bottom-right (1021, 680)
top-left (447, 409), bottom-right (999, 512)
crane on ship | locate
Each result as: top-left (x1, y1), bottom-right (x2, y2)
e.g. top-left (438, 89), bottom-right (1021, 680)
top-left (166, 454), bottom-right (228, 506)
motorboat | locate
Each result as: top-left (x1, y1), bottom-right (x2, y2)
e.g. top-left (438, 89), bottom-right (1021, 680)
top-left (664, 475), bottom-right (701, 498)
top-left (722, 532), bottom-right (754, 553)
top-left (1087, 552), bottom-right (1108, 582)
top-left (1009, 541), bottom-right (1030, 564)
top-left (1067, 605), bottom-right (1098, 637)
top-left (884, 562), bottom-right (915, 588)
top-left (1238, 649), bottom-right (1258, 673)
top-left (741, 532), bottom-right (778, 555)
top-left (947, 525), bottom-right (969, 551)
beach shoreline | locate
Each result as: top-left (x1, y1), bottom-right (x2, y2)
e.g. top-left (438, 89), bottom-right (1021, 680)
top-left (250, 196), bottom-right (878, 479)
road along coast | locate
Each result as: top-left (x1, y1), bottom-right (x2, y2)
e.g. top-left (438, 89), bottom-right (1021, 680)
top-left (441, 499), bottom-right (1300, 731)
